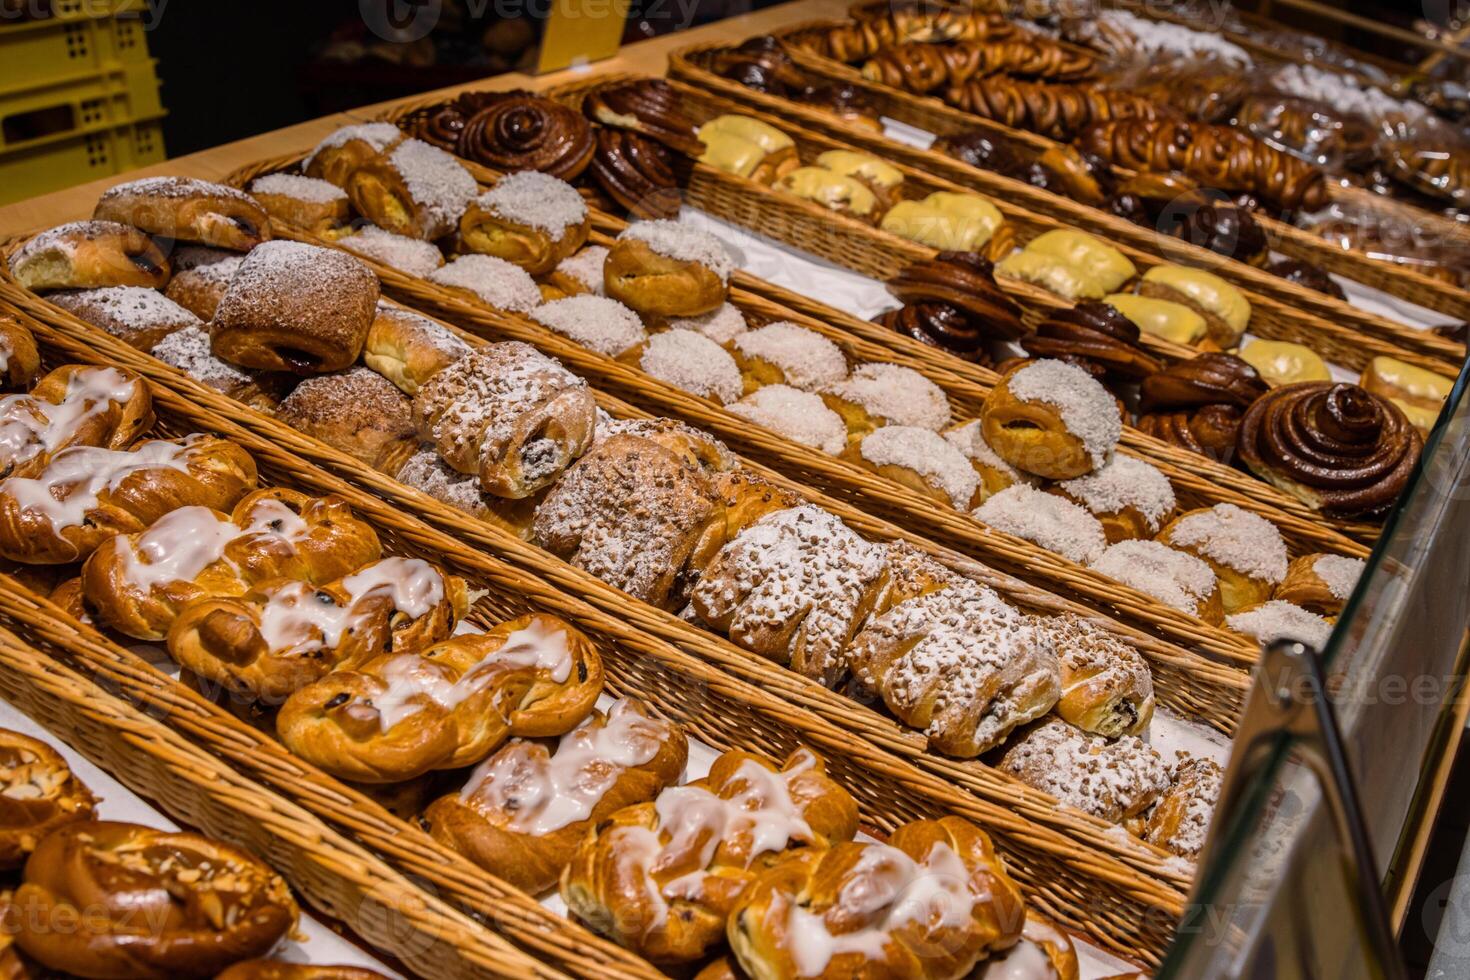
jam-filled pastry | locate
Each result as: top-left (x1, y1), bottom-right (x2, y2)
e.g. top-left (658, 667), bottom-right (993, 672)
top-left (583, 78), bottom-right (705, 157)
top-left (9, 220), bottom-right (169, 291)
top-left (821, 362), bottom-right (950, 441)
top-left (1138, 265), bottom-right (1251, 348)
top-left (1020, 301), bottom-right (1160, 381)
top-left (1090, 539), bottom-right (1223, 624)
top-left (423, 697), bottom-right (687, 894)
top-left (973, 912), bottom-right (1082, 980)
top-left (560, 747), bottom-right (859, 964)
top-left (81, 488), bottom-right (381, 641)
top-left (303, 122), bottom-right (404, 187)
top-left (995, 230), bottom-right (1137, 300)
top-left (981, 359), bottom-right (1122, 479)
top-left (211, 240), bottom-right (379, 374)
top-left (0, 729), bottom-right (97, 868)
top-left (6, 822), bottom-right (297, 977)
top-left (880, 191), bottom-right (1007, 253)
top-left (848, 425), bottom-right (981, 510)
top-left (47, 286), bottom-right (202, 350)
top-left (605, 221), bottom-right (734, 318)
top-left (729, 385), bottom-right (849, 454)
top-left (532, 295), bottom-right (648, 359)
top-left (413, 342), bottom-right (598, 498)
top-left (885, 251), bottom-right (1027, 342)
top-left (1103, 293), bottom-right (1207, 347)
top-left (162, 252), bottom-right (243, 320)
top-left (218, 962), bottom-right (394, 980)
top-left (974, 483), bottom-right (1108, 565)
top-left (0, 315), bottom-right (41, 392)
top-left (1265, 258), bottom-right (1346, 300)
top-left (847, 585), bottom-right (1059, 756)
top-left (169, 556), bottom-right (467, 704)
top-left (0, 434), bottom-right (257, 565)
top-left (589, 128), bottom-right (686, 221)
top-left (693, 505), bottom-right (887, 687)
top-left (0, 364), bottom-right (151, 480)
top-left (1226, 599), bottom-right (1333, 650)
top-left (1237, 382), bottom-right (1422, 519)
top-left (248, 173), bottom-right (351, 237)
top-left (1236, 339), bottom-right (1331, 387)
top-left (729, 321), bottom-right (848, 395)
top-left (1156, 503), bottom-right (1288, 614)
top-left (346, 138), bottom-right (479, 241)
top-left (943, 419), bottom-right (1038, 503)
top-left (94, 176), bottom-right (271, 251)
top-left (728, 815), bottom-right (1027, 980)
top-left (1140, 755), bottom-right (1223, 859)
top-left (150, 326), bottom-right (288, 412)
top-left (363, 303), bottom-right (471, 395)
top-left (278, 612), bottom-right (603, 782)
top-left (776, 166), bottom-right (882, 222)
top-left (997, 717), bottom-right (1170, 823)
top-left (1052, 454), bottom-right (1176, 543)
top-left (1038, 614), bottom-right (1154, 737)
top-left (275, 367), bottom-right (418, 471)
top-left (459, 171), bottom-right (591, 275)
top-left (698, 115), bottom-right (799, 184)
top-left (1274, 553), bottom-right (1364, 618)
top-left (451, 91), bottom-right (595, 180)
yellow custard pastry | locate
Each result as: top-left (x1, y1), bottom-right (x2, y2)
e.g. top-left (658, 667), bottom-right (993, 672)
top-left (1105, 293), bottom-right (1208, 345)
top-left (1360, 355), bottom-right (1455, 413)
top-left (1139, 265), bottom-right (1251, 347)
top-left (1238, 339), bottom-right (1332, 386)
top-left (995, 251), bottom-right (1103, 299)
top-left (814, 150), bottom-right (903, 197)
top-left (697, 115), bottom-right (797, 183)
top-left (880, 192), bottom-right (1003, 251)
top-left (777, 166), bottom-right (881, 220)
top-left (996, 229), bottom-right (1137, 300)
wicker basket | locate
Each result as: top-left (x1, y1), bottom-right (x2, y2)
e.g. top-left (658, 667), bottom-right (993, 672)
top-left (667, 38), bottom-right (1470, 358)
top-left (0, 318), bottom-right (1189, 967)
top-left (0, 623), bottom-right (564, 980)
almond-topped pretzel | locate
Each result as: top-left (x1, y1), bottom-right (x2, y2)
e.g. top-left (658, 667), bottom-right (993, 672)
top-left (0, 729), bottom-right (97, 869)
top-left (277, 612), bottom-right (604, 783)
top-left (6, 821), bottom-right (297, 978)
top-left (0, 365), bottom-right (152, 481)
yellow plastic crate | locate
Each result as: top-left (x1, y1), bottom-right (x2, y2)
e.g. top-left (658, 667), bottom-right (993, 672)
top-left (0, 113), bottom-right (165, 203)
top-left (1, 59), bottom-right (162, 152)
top-left (0, 2), bottom-right (151, 80)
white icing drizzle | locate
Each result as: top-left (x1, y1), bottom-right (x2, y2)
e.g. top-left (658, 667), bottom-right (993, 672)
top-left (0, 438), bottom-right (199, 534)
top-left (0, 367), bottom-right (139, 467)
top-left (114, 497), bottom-right (319, 593)
top-left (257, 556), bottom-right (446, 658)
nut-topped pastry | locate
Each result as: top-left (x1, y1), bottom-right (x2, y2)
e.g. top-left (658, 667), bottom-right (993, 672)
top-left (1020, 301), bottom-right (1161, 381)
top-left (1040, 614), bottom-right (1155, 737)
top-left (997, 717), bottom-right (1170, 823)
top-left (0, 730), bottom-right (97, 868)
top-left (886, 251), bottom-right (1027, 342)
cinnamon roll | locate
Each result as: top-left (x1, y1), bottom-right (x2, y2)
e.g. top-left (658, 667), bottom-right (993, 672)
top-left (455, 91), bottom-right (595, 181)
top-left (588, 128), bottom-right (686, 220)
top-left (402, 100), bottom-right (470, 152)
top-left (582, 79), bottom-right (704, 157)
top-left (1138, 404), bottom-right (1246, 462)
top-left (1021, 301), bottom-right (1161, 381)
top-left (875, 303), bottom-right (992, 364)
top-left (885, 251), bottom-right (1027, 341)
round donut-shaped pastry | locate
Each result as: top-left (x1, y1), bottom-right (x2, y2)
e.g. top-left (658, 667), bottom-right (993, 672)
top-left (980, 359), bottom-right (1122, 479)
top-left (604, 221), bottom-right (732, 317)
top-left (9, 220), bottom-right (169, 291)
top-left (1237, 382), bottom-right (1423, 519)
top-left (588, 129), bottom-right (684, 221)
top-left (583, 78), bottom-right (705, 157)
top-left (532, 295), bottom-right (648, 359)
top-left (942, 419), bottom-right (1037, 503)
top-left (94, 176), bottom-right (270, 251)
top-left (455, 90), bottom-right (595, 180)
top-left (0, 730), bottom-right (97, 869)
top-left (8, 821), bottom-right (297, 978)
top-left (217, 962), bottom-right (394, 980)
top-left (459, 171), bottom-right (590, 275)
top-left (211, 240), bottom-right (379, 374)
top-left (0, 314), bottom-right (42, 391)
top-left (1226, 599), bottom-right (1334, 651)
top-left (821, 362), bottom-right (950, 442)
top-left (1156, 503), bottom-right (1287, 615)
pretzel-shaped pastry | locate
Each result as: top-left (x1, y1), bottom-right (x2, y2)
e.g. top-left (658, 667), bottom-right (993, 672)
top-left (0, 434), bottom-right (257, 565)
top-left (168, 556), bottom-right (468, 704)
top-left (727, 816), bottom-right (1027, 979)
top-left (0, 730), bottom-right (97, 869)
top-left (81, 488), bottom-right (382, 640)
top-left (560, 747), bottom-right (859, 963)
top-left (277, 613), bottom-right (604, 782)
top-left (0, 365), bottom-right (152, 481)
top-left (424, 697), bottom-right (687, 893)
top-left (947, 78), bottom-right (1166, 142)
top-left (7, 821), bottom-right (297, 978)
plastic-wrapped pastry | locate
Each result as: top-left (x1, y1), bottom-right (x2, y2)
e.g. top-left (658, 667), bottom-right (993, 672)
top-left (1265, 258), bottom-right (1345, 300)
top-left (0, 315), bottom-right (41, 392)
top-left (820, 362), bottom-right (950, 441)
top-left (849, 425), bottom-right (981, 510)
top-left (997, 717), bottom-right (1170, 823)
top-left (974, 483), bottom-right (1108, 565)
top-left (1053, 454), bottom-right (1176, 543)
top-left (459, 171), bottom-right (590, 275)
top-left (346, 138), bottom-right (478, 240)
top-left (879, 191), bottom-right (1006, 253)
top-left (729, 385), bottom-right (849, 455)
top-left (1141, 755), bottom-right (1223, 859)
top-left (303, 122), bottom-right (403, 186)
top-left (1090, 539), bottom-right (1223, 624)
top-left (729, 321), bottom-right (847, 395)
top-left (885, 250), bottom-right (1027, 343)
top-left (996, 230), bottom-right (1137, 301)
top-left (0, 729), bottom-right (97, 868)
top-left (47, 286), bottom-right (201, 350)
top-left (944, 77), bottom-right (1165, 142)
top-left (9, 220), bottom-right (169, 291)
top-left (981, 359), bottom-right (1122, 479)
top-left (776, 166), bottom-right (881, 221)
top-left (813, 149), bottom-right (904, 208)
top-left (1109, 179), bottom-right (1269, 267)
top-left (1274, 553), bottom-right (1364, 617)
top-left (450, 91), bottom-right (595, 180)
top-left (588, 128), bottom-right (686, 221)
top-left (560, 747), bottom-right (859, 963)
top-left (847, 584), bottom-right (1059, 756)
top-left (274, 367), bottom-right (418, 471)
top-left (247, 173), bottom-right (351, 237)
top-left (698, 114), bottom-right (798, 184)
top-left (1226, 599), bottom-right (1333, 649)
top-left (363, 304), bottom-right (471, 395)
top-left (1156, 503), bottom-right (1288, 614)
top-left (531, 295), bottom-right (647, 359)
top-left (0, 364), bottom-right (151, 480)
top-left (1038, 614), bottom-right (1153, 737)
top-left (427, 254), bottom-right (543, 313)
top-left (583, 78), bottom-right (705, 157)
top-left (423, 697), bottom-right (687, 894)
top-left (162, 251), bottom-right (243, 320)
top-left (339, 224), bottom-right (445, 278)
top-left (94, 176), bottom-right (270, 250)
top-left (1138, 265), bottom-right (1251, 348)
top-left (605, 221), bottom-right (733, 317)
top-left (943, 419), bottom-right (1038, 503)
top-left (861, 37), bottom-right (1097, 91)
top-left (1020, 301), bottom-right (1160, 381)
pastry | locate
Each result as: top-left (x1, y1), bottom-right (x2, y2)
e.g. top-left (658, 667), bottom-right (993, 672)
top-left (427, 254), bottom-right (543, 313)
top-left (943, 419), bottom-right (1037, 502)
top-left (885, 251), bottom-right (1027, 343)
top-left (217, 963), bottom-right (392, 980)
top-left (595, 416), bottom-right (734, 478)
top-left (0, 315), bottom-right (41, 391)
top-left (392, 447), bottom-right (543, 539)
top-left (9, 220), bottom-right (168, 291)
top-left (1275, 553), bottom-right (1364, 618)
top-left (729, 321), bottom-right (847, 394)
top-left (150, 326), bottom-right (287, 411)
top-left (861, 37), bottom-right (1097, 90)
top-left (1226, 599), bottom-right (1333, 650)
top-left (1360, 355), bottom-right (1454, 422)
top-left (1090, 539), bottom-right (1223, 624)
top-left (1110, 180), bottom-right (1270, 267)
top-left (47, 286), bottom-right (201, 350)
top-left (162, 252), bottom-right (243, 320)
top-left (545, 245), bottom-right (609, 299)
top-left (403, 99), bottom-right (470, 152)
top-left (459, 171), bottom-right (590, 275)
top-left (247, 173), bottom-right (351, 237)
top-left (995, 230), bottom-right (1137, 300)
top-left (93, 176), bottom-right (271, 250)
top-left (974, 483), bottom-right (1108, 565)
top-left (1138, 265), bottom-right (1251, 348)
top-left (945, 78), bottom-right (1165, 142)
top-left (1237, 382), bottom-right (1422, 519)
top-left (339, 224), bottom-right (445, 278)
top-left (867, 539), bottom-right (962, 618)
top-left (605, 221), bottom-right (733, 317)
top-left (879, 191), bottom-right (1005, 253)
top-left (1266, 257), bottom-right (1346, 299)
top-left (0, 364), bottom-right (151, 481)
top-left (1142, 755), bottom-right (1223, 859)
top-left (423, 697), bottom-right (687, 894)
top-left (588, 128), bottom-right (686, 221)
top-left (997, 717), bottom-right (1170, 823)
top-left (559, 747), bottom-right (859, 963)
top-left (363, 303), bottom-right (471, 395)
top-left (1156, 504), bottom-right (1289, 614)
top-left (973, 913), bottom-right (1081, 980)
top-left (583, 79), bottom-right (705, 157)
top-left (452, 91), bottom-right (595, 180)
top-left (698, 115), bottom-right (798, 184)
top-left (1140, 352), bottom-right (1268, 414)
top-left (7, 822), bottom-right (296, 978)
top-left (1103, 293), bottom-right (1208, 347)
top-left (849, 425), bottom-right (981, 510)
top-left (413, 342), bottom-right (597, 497)
top-left (211, 240), bottom-right (379, 374)
top-left (274, 367), bottom-right (418, 471)
top-left (0, 729), bottom-right (96, 868)
top-left (1053, 454), bottom-right (1176, 543)
top-left (876, 303), bottom-right (993, 364)
top-left (794, 81), bottom-right (884, 131)
top-left (635, 328), bottom-right (743, 404)
top-left (1237, 340), bottom-right (1332, 387)
top-left (1040, 614), bottom-right (1153, 737)
top-left (171, 555), bottom-right (466, 704)
top-left (821, 362), bottom-right (950, 440)
top-left (776, 166), bottom-right (881, 221)
top-left (728, 385), bottom-right (849, 454)
top-left (531, 295), bottom-right (648, 358)
top-left (303, 122), bottom-right (404, 186)
top-left (728, 817), bottom-right (1027, 978)
top-left (1020, 301), bottom-right (1160, 381)
top-left (692, 505), bottom-right (887, 686)
top-left (705, 469), bottom-right (803, 560)
top-left (345, 138), bottom-right (478, 240)
top-left (980, 359), bottom-right (1122, 479)
top-left (848, 584), bottom-right (1059, 755)
top-left (813, 149), bottom-right (904, 208)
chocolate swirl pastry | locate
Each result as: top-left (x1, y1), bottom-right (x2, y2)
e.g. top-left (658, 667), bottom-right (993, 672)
top-left (1140, 352), bottom-right (1268, 413)
top-left (794, 81), bottom-right (883, 130)
top-left (1265, 258), bottom-right (1346, 300)
top-left (454, 91), bottom-right (595, 181)
top-left (876, 302), bottom-right (993, 364)
top-left (402, 102), bottom-right (468, 152)
top-left (886, 251), bottom-right (1028, 341)
top-left (709, 35), bottom-right (808, 95)
top-left (583, 79), bottom-right (704, 157)
top-left (1137, 404), bottom-right (1244, 462)
top-left (589, 128), bottom-right (686, 220)
top-left (1238, 382), bottom-right (1423, 518)
top-left (1110, 177), bottom-right (1270, 267)
top-left (1021, 301), bottom-right (1161, 381)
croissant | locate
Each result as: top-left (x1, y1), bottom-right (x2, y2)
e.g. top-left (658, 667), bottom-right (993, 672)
top-left (81, 489), bottom-right (382, 641)
top-left (727, 816), bottom-right (1027, 979)
top-left (424, 697), bottom-right (688, 894)
top-left (861, 38), bottom-right (1096, 92)
top-left (0, 365), bottom-right (151, 481)
top-left (0, 434), bottom-right (257, 565)
top-left (277, 613), bottom-right (604, 782)
top-left (0, 729), bottom-right (97, 868)
top-left (946, 78), bottom-right (1166, 142)
top-left (168, 556), bottom-right (468, 704)
top-left (560, 747), bottom-right (859, 963)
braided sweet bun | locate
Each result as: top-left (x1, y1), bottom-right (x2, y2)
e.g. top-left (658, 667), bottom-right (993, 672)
top-left (454, 91), bottom-right (595, 181)
top-left (94, 176), bottom-right (271, 251)
top-left (8, 821), bottom-right (297, 978)
top-left (583, 79), bottom-right (705, 157)
top-left (9, 220), bottom-right (169, 291)
top-left (0, 315), bottom-right (41, 392)
top-left (589, 128), bottom-right (686, 220)
top-left (0, 364), bottom-right (152, 481)
top-left (727, 816), bottom-right (1026, 980)
top-left (0, 730), bottom-right (97, 869)
top-left (947, 78), bottom-right (1165, 142)
top-left (862, 37), bottom-right (1097, 93)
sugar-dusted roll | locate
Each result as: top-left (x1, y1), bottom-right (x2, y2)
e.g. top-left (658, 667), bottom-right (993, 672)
top-left (980, 359), bottom-right (1122, 479)
top-left (302, 122), bottom-right (404, 186)
top-left (605, 220), bottom-right (733, 317)
top-left (94, 176), bottom-right (270, 251)
top-left (1156, 503), bottom-right (1288, 614)
top-left (274, 366), bottom-right (419, 472)
top-left (1040, 613), bottom-right (1154, 737)
top-left (459, 171), bottom-right (590, 275)
top-left (248, 172), bottom-right (351, 238)
top-left (48, 286), bottom-right (201, 350)
top-left (346, 137), bottom-right (479, 240)
top-left (9, 220), bottom-right (169, 291)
